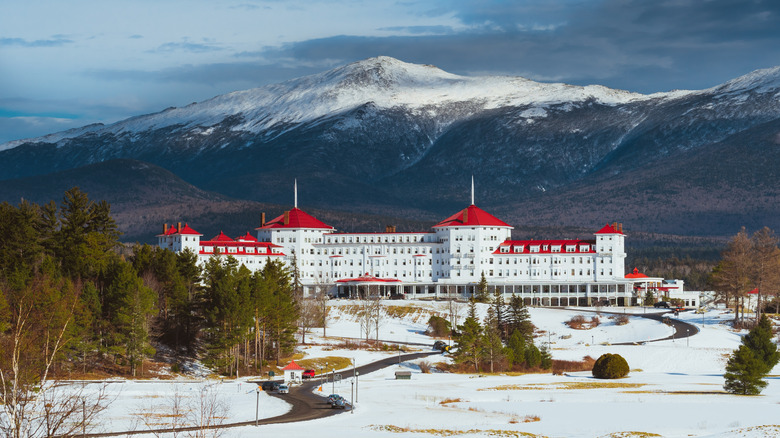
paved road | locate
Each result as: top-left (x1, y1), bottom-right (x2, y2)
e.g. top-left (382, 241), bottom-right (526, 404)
top-left (569, 308), bottom-right (700, 345)
top-left (83, 350), bottom-right (441, 437)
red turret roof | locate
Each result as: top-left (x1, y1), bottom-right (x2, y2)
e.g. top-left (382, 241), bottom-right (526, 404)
top-left (625, 268), bottom-right (648, 279)
top-left (256, 208), bottom-right (334, 230)
top-left (210, 231), bottom-right (235, 242)
top-left (237, 232), bottom-right (258, 242)
top-left (595, 224), bottom-right (623, 235)
top-left (433, 205), bottom-right (511, 228)
top-left (282, 360), bottom-right (305, 371)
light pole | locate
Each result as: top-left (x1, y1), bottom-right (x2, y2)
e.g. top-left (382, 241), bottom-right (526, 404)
top-left (398, 345), bottom-right (401, 365)
top-left (332, 368), bottom-right (335, 394)
top-left (355, 371), bottom-right (359, 403)
top-left (686, 329), bottom-right (690, 347)
top-left (351, 380), bottom-right (354, 414)
top-left (255, 387), bottom-right (260, 426)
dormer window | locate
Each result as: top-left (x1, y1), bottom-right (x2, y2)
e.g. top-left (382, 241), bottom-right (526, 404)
top-left (530, 246), bottom-right (540, 253)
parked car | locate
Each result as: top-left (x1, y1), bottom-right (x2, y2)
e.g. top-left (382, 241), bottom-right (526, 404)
top-left (302, 369), bottom-right (316, 379)
top-left (261, 381), bottom-right (279, 391)
top-left (654, 301), bottom-right (671, 308)
top-left (327, 394), bottom-right (342, 405)
top-left (433, 340), bottom-right (450, 353)
top-left (277, 384), bottom-right (289, 394)
top-left (331, 397), bottom-right (346, 409)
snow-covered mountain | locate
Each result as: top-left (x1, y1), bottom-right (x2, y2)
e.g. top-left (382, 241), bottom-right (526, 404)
top-left (2, 57), bottom-right (780, 236)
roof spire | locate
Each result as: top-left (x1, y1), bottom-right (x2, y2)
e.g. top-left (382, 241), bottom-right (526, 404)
top-left (294, 179), bottom-right (298, 209)
top-left (471, 175), bottom-right (475, 205)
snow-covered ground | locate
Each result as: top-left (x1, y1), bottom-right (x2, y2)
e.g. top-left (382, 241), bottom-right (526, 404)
top-left (81, 302), bottom-right (779, 438)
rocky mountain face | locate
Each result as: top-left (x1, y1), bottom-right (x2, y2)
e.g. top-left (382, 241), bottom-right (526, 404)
top-left (2, 57), bottom-right (780, 238)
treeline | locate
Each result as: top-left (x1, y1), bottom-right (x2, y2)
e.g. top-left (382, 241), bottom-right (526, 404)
top-left (0, 188), bottom-right (299, 379)
top-left (627, 245), bottom-right (722, 291)
top-left (710, 227), bottom-right (780, 323)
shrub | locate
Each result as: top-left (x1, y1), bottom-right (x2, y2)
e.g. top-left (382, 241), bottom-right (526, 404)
top-left (592, 353), bottom-right (629, 379)
top-left (552, 356), bottom-right (596, 375)
top-left (427, 315), bottom-right (451, 337)
top-left (418, 360), bottom-right (432, 374)
top-left (615, 315), bottom-right (630, 326)
top-left (565, 315), bottom-right (600, 330)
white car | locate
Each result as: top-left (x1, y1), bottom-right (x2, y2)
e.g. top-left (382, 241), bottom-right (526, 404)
top-left (278, 384), bottom-right (289, 394)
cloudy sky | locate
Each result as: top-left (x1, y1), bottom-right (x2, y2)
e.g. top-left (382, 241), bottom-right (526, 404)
top-left (1, 0), bottom-right (779, 143)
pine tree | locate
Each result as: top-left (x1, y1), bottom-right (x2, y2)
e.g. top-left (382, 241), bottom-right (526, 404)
top-left (492, 289), bottom-right (507, 340)
top-left (524, 343), bottom-right (541, 368)
top-left (506, 330), bottom-right (526, 367)
top-left (539, 343), bottom-right (553, 370)
top-left (724, 345), bottom-right (767, 395)
top-left (475, 272), bottom-right (489, 303)
top-left (482, 307), bottom-right (505, 373)
top-left (742, 314), bottom-right (779, 375)
top-left (454, 308), bottom-right (483, 373)
top-left (506, 295), bottom-right (534, 342)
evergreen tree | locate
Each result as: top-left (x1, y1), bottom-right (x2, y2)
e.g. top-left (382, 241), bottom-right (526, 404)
top-left (724, 345), bottom-right (767, 395)
top-left (492, 289), bottom-right (507, 340)
top-left (524, 343), bottom-right (541, 368)
top-left (742, 314), bottom-right (779, 375)
top-left (454, 309), bottom-right (483, 372)
top-left (475, 272), bottom-right (489, 303)
top-left (539, 343), bottom-right (553, 370)
top-left (482, 307), bottom-right (505, 373)
top-left (506, 330), bottom-right (526, 367)
top-left (506, 295), bottom-right (534, 342)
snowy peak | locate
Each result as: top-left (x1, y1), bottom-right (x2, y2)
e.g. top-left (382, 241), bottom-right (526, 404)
top-left (709, 65), bottom-right (780, 94)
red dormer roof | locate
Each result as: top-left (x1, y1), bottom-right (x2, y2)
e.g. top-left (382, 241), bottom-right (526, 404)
top-left (595, 224), bottom-right (623, 235)
top-left (495, 239), bottom-right (596, 254)
top-left (625, 268), bottom-right (649, 279)
top-left (282, 360), bottom-right (305, 371)
top-left (236, 232), bottom-right (258, 242)
top-left (210, 231), bottom-right (235, 242)
top-left (256, 208), bottom-right (334, 230)
top-left (433, 205), bottom-right (511, 228)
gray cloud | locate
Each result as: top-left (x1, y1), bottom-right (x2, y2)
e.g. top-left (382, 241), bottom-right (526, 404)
top-left (377, 25), bottom-right (455, 35)
top-left (0, 35), bottom-right (73, 47)
top-left (150, 41), bottom-right (224, 53)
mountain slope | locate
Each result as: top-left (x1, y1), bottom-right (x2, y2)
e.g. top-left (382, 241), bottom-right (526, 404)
top-left (2, 58), bottom-right (780, 236)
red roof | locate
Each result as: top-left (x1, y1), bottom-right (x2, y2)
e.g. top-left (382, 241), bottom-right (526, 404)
top-left (157, 223), bottom-right (203, 237)
top-left (236, 232), bottom-right (258, 242)
top-left (625, 268), bottom-right (649, 279)
top-left (336, 273), bottom-right (402, 283)
top-left (282, 360), bottom-right (305, 371)
top-left (210, 231), bottom-right (235, 242)
top-left (433, 205), bottom-right (511, 228)
top-left (595, 224), bottom-right (623, 235)
top-left (495, 239), bottom-right (596, 254)
top-left (256, 208), bottom-right (334, 230)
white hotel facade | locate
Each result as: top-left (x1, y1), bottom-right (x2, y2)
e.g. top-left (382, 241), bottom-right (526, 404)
top-left (157, 190), bottom-right (685, 306)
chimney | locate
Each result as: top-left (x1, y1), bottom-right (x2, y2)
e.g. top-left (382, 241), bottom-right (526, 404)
top-left (612, 222), bottom-right (617, 231)
top-left (177, 222), bottom-right (182, 232)
top-left (163, 223), bottom-right (168, 234)
top-left (261, 212), bottom-right (266, 227)
top-left (463, 210), bottom-right (468, 223)
top-left (618, 223), bottom-right (623, 233)
top-left (386, 225), bottom-right (396, 233)
top-left (283, 211), bottom-right (290, 225)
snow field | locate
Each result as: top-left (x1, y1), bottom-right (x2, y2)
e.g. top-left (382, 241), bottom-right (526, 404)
top-left (71, 302), bottom-right (779, 437)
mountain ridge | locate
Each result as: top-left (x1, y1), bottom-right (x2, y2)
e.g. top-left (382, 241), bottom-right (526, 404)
top-left (2, 56), bottom-right (780, 238)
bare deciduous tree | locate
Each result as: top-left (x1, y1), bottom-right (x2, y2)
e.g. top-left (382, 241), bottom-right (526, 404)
top-left (1, 275), bottom-right (110, 438)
